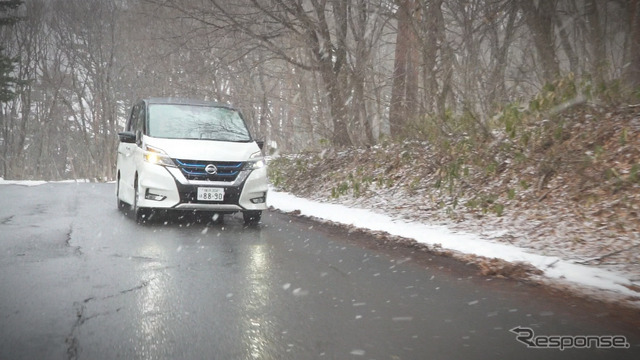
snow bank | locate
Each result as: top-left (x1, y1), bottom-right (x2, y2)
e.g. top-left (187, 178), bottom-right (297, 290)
top-left (0, 178), bottom-right (89, 186)
top-left (268, 190), bottom-right (639, 299)
top-left (0, 178), bottom-right (49, 186)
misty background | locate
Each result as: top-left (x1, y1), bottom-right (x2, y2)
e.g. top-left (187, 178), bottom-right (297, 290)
top-left (1, 0), bottom-right (639, 181)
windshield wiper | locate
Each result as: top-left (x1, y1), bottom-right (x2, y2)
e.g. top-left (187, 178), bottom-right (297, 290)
top-left (198, 137), bottom-right (251, 142)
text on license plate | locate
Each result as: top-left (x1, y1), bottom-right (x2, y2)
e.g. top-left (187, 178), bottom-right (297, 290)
top-left (197, 187), bottom-right (224, 201)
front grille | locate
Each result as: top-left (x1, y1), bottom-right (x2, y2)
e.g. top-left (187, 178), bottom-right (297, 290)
top-left (175, 159), bottom-right (243, 182)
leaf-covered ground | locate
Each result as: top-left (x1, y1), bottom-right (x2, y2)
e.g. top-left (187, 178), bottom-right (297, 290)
top-left (269, 102), bottom-right (640, 300)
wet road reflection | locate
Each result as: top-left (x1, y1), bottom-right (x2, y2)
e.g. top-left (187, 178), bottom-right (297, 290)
top-left (242, 242), bottom-right (271, 359)
top-left (134, 242), bottom-right (169, 359)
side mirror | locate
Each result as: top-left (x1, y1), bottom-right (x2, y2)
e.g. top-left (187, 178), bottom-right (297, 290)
top-left (256, 140), bottom-right (265, 150)
top-left (118, 131), bottom-right (136, 143)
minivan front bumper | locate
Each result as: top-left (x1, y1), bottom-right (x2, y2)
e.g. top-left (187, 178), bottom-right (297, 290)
top-left (137, 162), bottom-right (268, 212)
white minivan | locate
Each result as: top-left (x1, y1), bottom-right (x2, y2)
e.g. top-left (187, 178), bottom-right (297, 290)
top-left (115, 98), bottom-right (268, 224)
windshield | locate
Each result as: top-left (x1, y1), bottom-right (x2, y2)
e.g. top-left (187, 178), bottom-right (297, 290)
top-left (147, 104), bottom-right (251, 142)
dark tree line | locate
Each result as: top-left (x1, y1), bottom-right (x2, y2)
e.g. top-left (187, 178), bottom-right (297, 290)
top-left (0, 0), bottom-right (639, 180)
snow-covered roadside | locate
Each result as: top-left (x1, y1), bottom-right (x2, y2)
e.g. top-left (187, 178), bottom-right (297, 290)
top-left (0, 178), bottom-right (49, 186)
top-left (268, 190), bottom-right (640, 307)
top-left (0, 178), bottom-right (90, 186)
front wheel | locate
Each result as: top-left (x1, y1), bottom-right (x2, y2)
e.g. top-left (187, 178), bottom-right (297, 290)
top-left (132, 178), bottom-right (148, 223)
top-left (243, 211), bottom-right (262, 225)
top-left (116, 176), bottom-right (127, 211)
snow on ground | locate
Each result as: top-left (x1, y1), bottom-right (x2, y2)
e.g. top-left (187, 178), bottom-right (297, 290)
top-left (0, 178), bottom-right (49, 186)
top-left (267, 190), bottom-right (640, 306)
top-left (0, 178), bottom-right (89, 186)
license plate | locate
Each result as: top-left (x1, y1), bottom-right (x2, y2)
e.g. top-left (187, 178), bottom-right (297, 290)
top-left (197, 187), bottom-right (224, 202)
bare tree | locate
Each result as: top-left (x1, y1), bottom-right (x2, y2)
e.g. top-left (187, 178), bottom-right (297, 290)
top-left (485, 0), bottom-right (520, 108)
top-left (148, 0), bottom-right (393, 147)
top-left (389, 0), bottom-right (420, 138)
top-left (518, 0), bottom-right (561, 84)
top-left (627, 0), bottom-right (640, 89)
top-left (50, 0), bottom-right (122, 179)
top-left (2, 0), bottom-right (640, 181)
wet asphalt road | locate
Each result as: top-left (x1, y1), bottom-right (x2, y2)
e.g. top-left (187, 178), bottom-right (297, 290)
top-left (0, 182), bottom-right (639, 360)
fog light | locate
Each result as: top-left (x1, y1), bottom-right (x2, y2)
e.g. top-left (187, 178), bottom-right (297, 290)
top-left (250, 193), bottom-right (266, 204)
top-left (145, 190), bottom-right (166, 201)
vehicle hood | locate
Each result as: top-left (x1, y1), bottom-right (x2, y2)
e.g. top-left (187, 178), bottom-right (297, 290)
top-left (144, 137), bottom-right (260, 162)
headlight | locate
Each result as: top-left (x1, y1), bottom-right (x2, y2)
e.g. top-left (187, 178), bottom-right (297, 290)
top-left (245, 159), bottom-right (266, 170)
top-left (244, 151), bottom-right (266, 170)
top-left (143, 145), bottom-right (175, 167)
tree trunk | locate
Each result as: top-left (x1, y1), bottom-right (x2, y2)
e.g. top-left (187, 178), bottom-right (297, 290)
top-left (627, 0), bottom-right (640, 89)
top-left (389, 4), bottom-right (409, 138)
top-left (555, 9), bottom-right (579, 77)
top-left (389, 0), bottom-right (420, 138)
top-left (585, 0), bottom-right (606, 85)
top-left (488, 1), bottom-right (518, 107)
top-left (519, 0), bottom-right (560, 84)
top-left (321, 67), bottom-right (351, 147)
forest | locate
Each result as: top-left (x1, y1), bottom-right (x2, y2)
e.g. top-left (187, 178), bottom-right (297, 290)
top-left (1, 0), bottom-right (639, 180)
